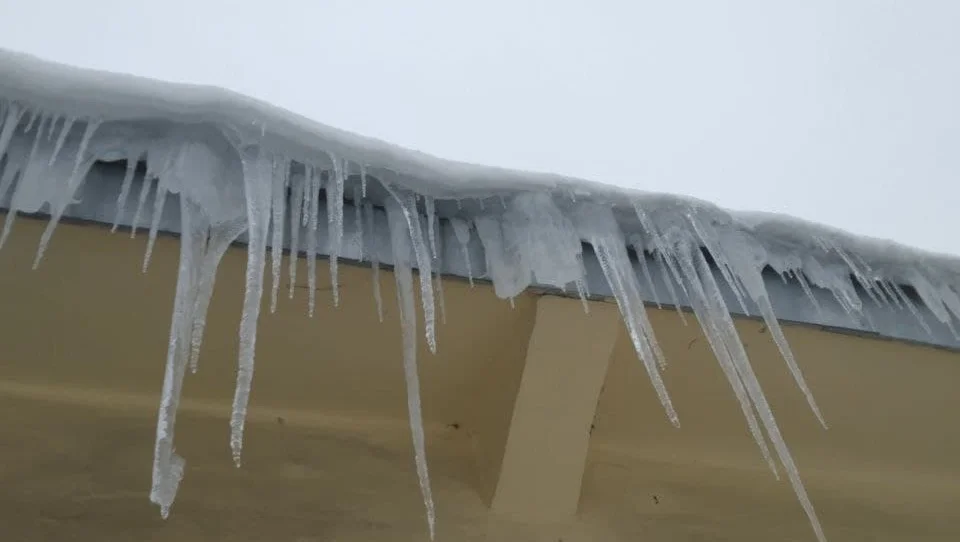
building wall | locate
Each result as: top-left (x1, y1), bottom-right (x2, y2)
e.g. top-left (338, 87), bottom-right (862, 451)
top-left (0, 218), bottom-right (958, 541)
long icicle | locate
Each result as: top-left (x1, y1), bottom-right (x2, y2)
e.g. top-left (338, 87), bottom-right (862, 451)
top-left (386, 198), bottom-right (437, 540)
top-left (229, 147), bottom-right (273, 467)
top-left (287, 171), bottom-right (305, 300)
top-left (150, 197), bottom-right (208, 519)
top-left (327, 157), bottom-right (345, 307)
top-left (691, 245), bottom-right (826, 542)
top-left (269, 157), bottom-right (288, 313)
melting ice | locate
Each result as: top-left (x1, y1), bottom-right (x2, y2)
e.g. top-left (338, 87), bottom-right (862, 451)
top-left (4, 93), bottom-right (960, 542)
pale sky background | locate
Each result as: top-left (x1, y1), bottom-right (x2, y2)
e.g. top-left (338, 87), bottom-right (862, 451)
top-left (0, 1), bottom-right (957, 254)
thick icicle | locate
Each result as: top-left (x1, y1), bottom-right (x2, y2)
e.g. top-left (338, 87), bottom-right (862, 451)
top-left (385, 198), bottom-right (437, 540)
top-left (327, 157), bottom-right (345, 307)
top-left (230, 147), bottom-right (273, 467)
top-left (287, 171), bottom-right (305, 300)
top-left (268, 157), bottom-right (288, 313)
top-left (150, 197), bottom-right (208, 519)
top-left (364, 201), bottom-right (384, 322)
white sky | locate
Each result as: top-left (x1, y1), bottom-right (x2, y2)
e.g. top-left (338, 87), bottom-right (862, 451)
top-left (1, 1), bottom-right (958, 254)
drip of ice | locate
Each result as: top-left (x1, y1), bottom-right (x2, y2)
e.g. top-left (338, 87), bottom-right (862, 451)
top-left (327, 157), bottom-right (345, 307)
top-left (449, 217), bottom-right (474, 287)
top-left (142, 184), bottom-right (167, 272)
top-left (287, 170), bottom-right (305, 300)
top-left (111, 156), bottom-right (141, 232)
top-left (354, 184), bottom-right (364, 262)
top-left (364, 201), bottom-right (384, 322)
top-left (130, 175), bottom-right (153, 238)
top-left (385, 197), bottom-right (436, 540)
top-left (382, 184), bottom-right (437, 353)
top-left (150, 196), bottom-right (208, 519)
top-left (306, 166), bottom-right (321, 317)
top-left (425, 196), bottom-right (438, 259)
top-left (571, 202), bottom-right (678, 426)
top-left (34, 119), bottom-right (102, 268)
top-left (229, 145), bottom-right (274, 467)
top-left (269, 157), bottom-right (289, 313)
top-left (674, 237), bottom-right (826, 542)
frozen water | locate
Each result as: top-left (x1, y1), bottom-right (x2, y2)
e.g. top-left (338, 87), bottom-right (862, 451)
top-left (6, 51), bottom-right (960, 542)
top-left (386, 197), bottom-right (436, 539)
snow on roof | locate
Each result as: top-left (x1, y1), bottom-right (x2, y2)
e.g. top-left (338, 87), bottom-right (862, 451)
top-left (1, 48), bottom-right (957, 542)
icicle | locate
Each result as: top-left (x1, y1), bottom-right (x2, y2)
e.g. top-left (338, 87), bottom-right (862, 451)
top-left (425, 196), bottom-right (438, 259)
top-left (573, 203), bottom-right (677, 425)
top-left (385, 198), bottom-right (437, 540)
top-left (188, 218), bottom-right (247, 373)
top-left (23, 108), bottom-right (40, 133)
top-left (686, 246), bottom-right (826, 542)
top-left (433, 218), bottom-right (447, 325)
top-left (111, 156), bottom-right (140, 232)
top-left (360, 164), bottom-right (368, 197)
top-left (48, 116), bottom-right (76, 166)
top-left (718, 232), bottom-right (827, 428)
top-left (0, 103), bottom-right (24, 162)
top-left (793, 269), bottom-right (823, 315)
top-left (656, 250), bottom-right (688, 324)
top-left (150, 197), bottom-right (208, 519)
top-left (0, 114), bottom-right (49, 250)
top-left (130, 175), bottom-right (153, 238)
top-left (671, 242), bottom-right (779, 477)
top-left (365, 201), bottom-right (384, 322)
top-left (354, 184), bottom-right (364, 262)
top-left (142, 185), bottom-right (168, 273)
top-left (306, 167), bottom-right (320, 317)
top-left (287, 172), bottom-right (305, 300)
top-left (450, 218), bottom-right (474, 287)
top-left (35, 119), bottom-right (103, 269)
top-left (384, 186), bottom-right (437, 353)
top-left (268, 158), bottom-right (288, 313)
top-left (230, 147), bottom-right (273, 467)
top-left (574, 277), bottom-right (591, 314)
top-left (631, 242), bottom-right (662, 308)
top-left (889, 281), bottom-right (932, 336)
top-left (327, 157), bottom-right (345, 307)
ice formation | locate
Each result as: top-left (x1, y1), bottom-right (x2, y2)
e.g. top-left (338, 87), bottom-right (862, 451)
top-left (2, 50), bottom-right (960, 542)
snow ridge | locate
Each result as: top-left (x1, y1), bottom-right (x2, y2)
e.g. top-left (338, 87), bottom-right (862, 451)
top-left (2, 51), bottom-right (960, 542)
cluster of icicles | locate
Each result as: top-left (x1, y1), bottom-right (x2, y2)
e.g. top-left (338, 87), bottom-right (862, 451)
top-left (3, 101), bottom-right (960, 542)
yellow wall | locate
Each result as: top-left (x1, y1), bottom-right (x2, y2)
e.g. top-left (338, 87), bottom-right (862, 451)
top-left (0, 218), bottom-right (957, 541)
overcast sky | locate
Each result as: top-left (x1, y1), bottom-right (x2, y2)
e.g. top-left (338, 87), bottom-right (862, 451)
top-left (1, 1), bottom-right (957, 255)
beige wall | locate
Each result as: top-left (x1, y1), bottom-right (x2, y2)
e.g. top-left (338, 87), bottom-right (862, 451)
top-left (0, 218), bottom-right (958, 541)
